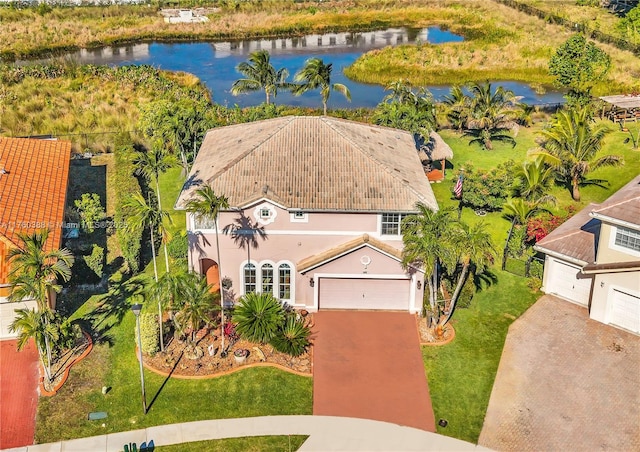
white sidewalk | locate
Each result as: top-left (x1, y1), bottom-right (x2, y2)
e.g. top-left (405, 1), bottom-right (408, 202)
top-left (4, 415), bottom-right (492, 452)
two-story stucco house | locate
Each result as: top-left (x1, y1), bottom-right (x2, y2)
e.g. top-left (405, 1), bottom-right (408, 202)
top-left (535, 174), bottom-right (640, 334)
top-left (175, 116), bottom-right (439, 313)
top-left (0, 137), bottom-right (71, 338)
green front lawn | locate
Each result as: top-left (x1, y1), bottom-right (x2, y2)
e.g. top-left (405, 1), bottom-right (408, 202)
top-left (423, 270), bottom-right (538, 443)
top-left (37, 281), bottom-right (312, 443)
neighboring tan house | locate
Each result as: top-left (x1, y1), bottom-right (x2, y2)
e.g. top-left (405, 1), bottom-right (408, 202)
top-left (0, 137), bottom-right (72, 339)
top-left (535, 174), bottom-right (640, 334)
top-left (175, 116), bottom-right (438, 313)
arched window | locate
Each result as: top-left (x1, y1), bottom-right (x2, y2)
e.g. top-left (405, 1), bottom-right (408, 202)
top-left (261, 263), bottom-right (273, 294)
top-left (243, 263), bottom-right (256, 294)
top-left (278, 263), bottom-right (291, 300)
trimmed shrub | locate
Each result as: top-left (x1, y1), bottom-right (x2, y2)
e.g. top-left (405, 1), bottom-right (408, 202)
top-left (167, 232), bottom-right (188, 260)
top-left (84, 244), bottom-right (105, 279)
top-left (135, 312), bottom-right (159, 356)
top-left (74, 193), bottom-right (105, 234)
top-left (233, 292), bottom-right (285, 344)
top-left (270, 314), bottom-right (311, 357)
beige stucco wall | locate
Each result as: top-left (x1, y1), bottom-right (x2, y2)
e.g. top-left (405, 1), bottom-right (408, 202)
top-left (589, 271), bottom-right (640, 325)
top-left (186, 200), bottom-right (420, 311)
top-left (596, 223), bottom-right (640, 264)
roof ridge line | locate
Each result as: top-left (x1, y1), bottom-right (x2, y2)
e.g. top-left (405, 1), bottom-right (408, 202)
top-left (204, 117), bottom-right (295, 185)
top-left (322, 118), bottom-right (432, 208)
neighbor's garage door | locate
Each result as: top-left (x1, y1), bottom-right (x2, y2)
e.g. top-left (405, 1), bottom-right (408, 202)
top-left (547, 258), bottom-right (592, 306)
top-left (319, 278), bottom-right (410, 311)
top-left (610, 289), bottom-right (640, 334)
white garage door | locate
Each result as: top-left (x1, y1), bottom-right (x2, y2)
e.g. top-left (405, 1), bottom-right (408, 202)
top-left (610, 289), bottom-right (640, 334)
top-left (547, 259), bottom-right (592, 306)
top-left (319, 278), bottom-right (410, 310)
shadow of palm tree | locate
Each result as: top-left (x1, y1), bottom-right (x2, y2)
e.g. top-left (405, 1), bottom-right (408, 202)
top-left (82, 276), bottom-right (148, 345)
top-left (222, 211), bottom-right (268, 264)
top-left (474, 268), bottom-right (498, 291)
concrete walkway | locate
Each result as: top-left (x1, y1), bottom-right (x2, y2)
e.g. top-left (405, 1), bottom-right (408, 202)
top-left (2, 416), bottom-right (490, 452)
top-left (479, 295), bottom-right (640, 451)
top-left (313, 311), bottom-right (435, 432)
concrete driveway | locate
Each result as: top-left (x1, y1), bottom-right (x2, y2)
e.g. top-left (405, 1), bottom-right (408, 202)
top-left (312, 311), bottom-right (435, 432)
top-left (479, 295), bottom-right (640, 451)
top-left (0, 339), bottom-right (39, 449)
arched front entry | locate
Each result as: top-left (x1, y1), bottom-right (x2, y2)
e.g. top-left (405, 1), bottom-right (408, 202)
top-left (200, 258), bottom-right (220, 294)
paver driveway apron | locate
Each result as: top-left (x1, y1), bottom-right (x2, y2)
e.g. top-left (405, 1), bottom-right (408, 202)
top-left (312, 311), bottom-right (435, 432)
top-left (0, 339), bottom-right (39, 449)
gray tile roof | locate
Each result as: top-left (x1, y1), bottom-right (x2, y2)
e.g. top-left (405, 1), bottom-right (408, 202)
top-left (175, 116), bottom-right (437, 212)
top-left (590, 174), bottom-right (640, 226)
top-left (534, 203), bottom-right (601, 264)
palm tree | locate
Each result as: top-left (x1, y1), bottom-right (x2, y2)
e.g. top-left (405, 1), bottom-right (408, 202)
top-left (531, 107), bottom-right (623, 201)
top-left (465, 82), bottom-right (518, 150)
top-left (401, 205), bottom-right (455, 325)
top-left (133, 145), bottom-right (176, 273)
top-left (124, 193), bottom-right (172, 283)
top-left (383, 79), bottom-right (418, 105)
top-left (173, 273), bottom-right (219, 344)
top-left (9, 308), bottom-right (57, 382)
top-left (441, 222), bottom-right (495, 327)
top-left (512, 158), bottom-right (556, 204)
top-left (293, 58), bottom-right (351, 115)
top-left (7, 229), bottom-right (74, 382)
top-left (443, 85), bottom-right (470, 131)
top-left (231, 50), bottom-right (291, 105)
top-left (185, 185), bottom-right (230, 350)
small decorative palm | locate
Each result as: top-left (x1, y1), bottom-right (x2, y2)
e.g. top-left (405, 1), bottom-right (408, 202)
top-left (233, 292), bottom-right (285, 344)
top-left (293, 57), bottom-right (351, 115)
top-left (270, 314), bottom-right (311, 357)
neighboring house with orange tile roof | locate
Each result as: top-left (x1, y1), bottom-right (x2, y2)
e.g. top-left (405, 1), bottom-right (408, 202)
top-left (0, 137), bottom-right (72, 338)
top-left (176, 116), bottom-right (437, 313)
top-left (535, 174), bottom-right (640, 335)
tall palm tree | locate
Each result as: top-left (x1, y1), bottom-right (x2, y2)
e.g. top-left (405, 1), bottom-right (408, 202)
top-left (9, 308), bottom-right (57, 382)
top-left (231, 50), bottom-right (291, 105)
top-left (293, 58), bottom-right (351, 115)
top-left (133, 145), bottom-right (176, 273)
top-left (7, 229), bottom-right (74, 381)
top-left (441, 222), bottom-right (495, 326)
top-left (531, 107), bottom-right (623, 201)
top-left (401, 205), bottom-right (455, 324)
top-left (383, 79), bottom-right (417, 105)
top-left (185, 185), bottom-right (230, 349)
top-left (124, 193), bottom-right (172, 283)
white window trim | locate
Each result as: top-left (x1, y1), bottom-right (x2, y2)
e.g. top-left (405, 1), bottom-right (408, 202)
top-left (379, 213), bottom-right (407, 237)
top-left (239, 259), bottom-right (296, 304)
top-left (253, 202), bottom-right (277, 226)
top-left (290, 212), bottom-right (309, 223)
top-left (609, 225), bottom-right (640, 258)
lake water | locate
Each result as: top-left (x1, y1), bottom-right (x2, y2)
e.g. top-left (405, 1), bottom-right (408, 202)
top-left (37, 27), bottom-right (565, 108)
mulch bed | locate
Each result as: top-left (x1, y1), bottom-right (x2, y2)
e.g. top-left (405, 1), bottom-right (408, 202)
top-left (143, 322), bottom-right (313, 378)
top-left (416, 315), bottom-right (455, 345)
top-left (42, 332), bottom-right (91, 394)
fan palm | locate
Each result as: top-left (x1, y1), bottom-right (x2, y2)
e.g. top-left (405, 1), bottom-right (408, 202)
top-left (293, 58), bottom-right (351, 115)
top-left (133, 145), bottom-right (176, 273)
top-left (401, 205), bottom-right (455, 322)
top-left (231, 50), bottom-right (291, 105)
top-left (185, 185), bottom-right (230, 349)
top-left (531, 107), bottom-right (623, 201)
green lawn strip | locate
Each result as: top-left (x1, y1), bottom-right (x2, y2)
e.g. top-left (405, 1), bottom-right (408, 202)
top-left (422, 270), bottom-right (538, 443)
top-left (37, 292), bottom-right (312, 443)
top-left (155, 435), bottom-right (309, 452)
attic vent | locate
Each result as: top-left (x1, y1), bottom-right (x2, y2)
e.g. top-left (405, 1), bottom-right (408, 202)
top-left (262, 184), bottom-right (269, 194)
